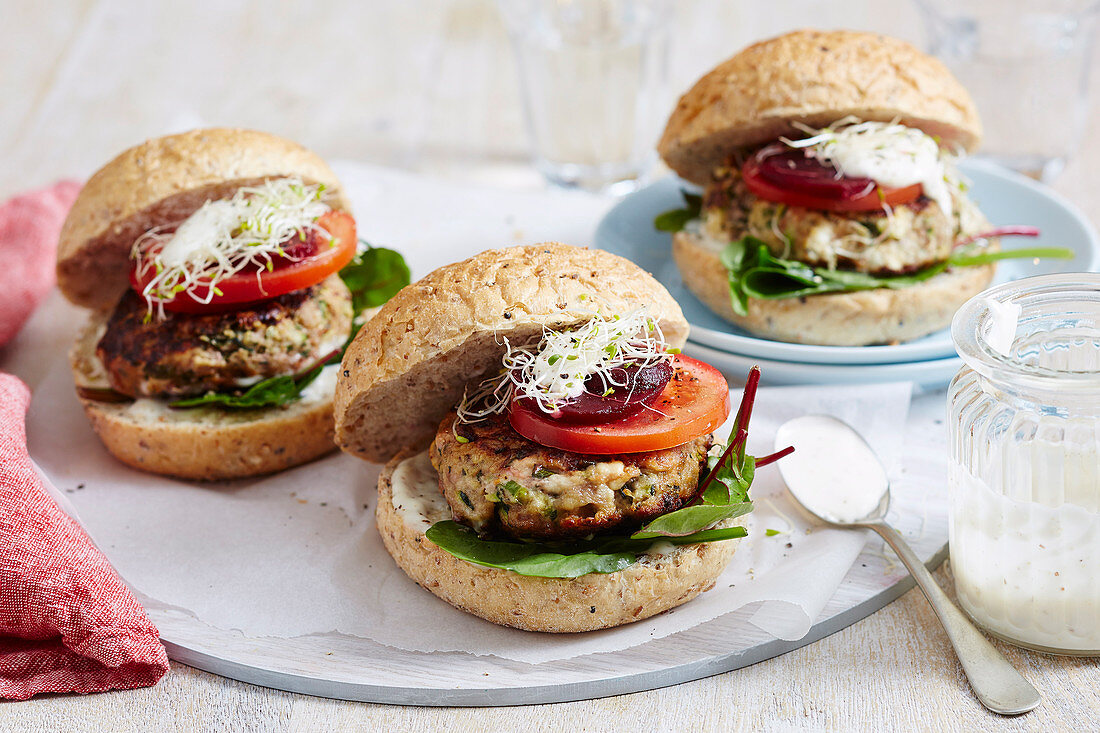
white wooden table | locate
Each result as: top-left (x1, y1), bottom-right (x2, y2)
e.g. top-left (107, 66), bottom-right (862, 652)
top-left (3, 1), bottom-right (1100, 729)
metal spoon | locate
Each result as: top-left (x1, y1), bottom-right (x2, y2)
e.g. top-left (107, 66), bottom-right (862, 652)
top-left (774, 415), bottom-right (1040, 716)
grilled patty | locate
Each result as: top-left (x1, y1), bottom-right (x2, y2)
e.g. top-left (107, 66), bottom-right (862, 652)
top-left (97, 274), bottom-right (352, 398)
top-left (431, 411), bottom-right (711, 540)
top-left (701, 165), bottom-right (988, 275)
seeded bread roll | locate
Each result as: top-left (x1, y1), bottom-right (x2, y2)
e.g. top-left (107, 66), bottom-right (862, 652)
top-left (673, 229), bottom-right (995, 346)
top-left (336, 243), bottom-right (748, 633)
top-left (376, 449), bottom-right (743, 633)
top-left (57, 127), bottom-right (351, 310)
top-left (334, 242), bottom-right (690, 464)
top-left (658, 29), bottom-right (982, 185)
top-left (59, 128), bottom-right (357, 479)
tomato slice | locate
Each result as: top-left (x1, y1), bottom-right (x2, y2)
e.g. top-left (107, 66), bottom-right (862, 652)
top-left (742, 149), bottom-right (922, 213)
top-left (508, 354), bottom-right (732, 454)
top-left (130, 210), bottom-right (357, 313)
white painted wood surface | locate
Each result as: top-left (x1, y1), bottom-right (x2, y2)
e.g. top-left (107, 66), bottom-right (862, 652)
top-left (3, 0), bottom-right (1100, 729)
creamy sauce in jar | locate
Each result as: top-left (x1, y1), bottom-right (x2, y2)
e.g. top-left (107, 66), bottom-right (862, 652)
top-left (950, 443), bottom-right (1100, 652)
top-left (390, 451), bottom-right (449, 532)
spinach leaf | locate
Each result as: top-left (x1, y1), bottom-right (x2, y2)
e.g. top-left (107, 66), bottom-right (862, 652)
top-left (723, 236), bottom-right (1075, 314)
top-left (653, 190), bottom-right (703, 232)
top-left (424, 520), bottom-right (748, 578)
top-left (630, 502), bottom-right (752, 539)
top-left (169, 365), bottom-right (325, 410)
top-left (340, 243), bottom-right (411, 313)
top-left (424, 521), bottom-right (636, 578)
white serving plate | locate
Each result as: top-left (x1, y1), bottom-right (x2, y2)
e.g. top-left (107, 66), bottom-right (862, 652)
top-left (595, 160), bottom-right (1100, 365)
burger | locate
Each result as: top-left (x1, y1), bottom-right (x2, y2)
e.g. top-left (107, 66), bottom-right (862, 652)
top-left (334, 243), bottom-right (791, 632)
top-left (58, 128), bottom-right (408, 480)
top-left (656, 29), bottom-right (1069, 346)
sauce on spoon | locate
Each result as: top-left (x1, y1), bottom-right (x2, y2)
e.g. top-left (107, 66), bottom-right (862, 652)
top-left (774, 415), bottom-right (888, 522)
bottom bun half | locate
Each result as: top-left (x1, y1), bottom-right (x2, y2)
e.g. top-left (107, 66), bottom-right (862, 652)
top-left (672, 230), bottom-right (995, 346)
top-left (71, 315), bottom-right (338, 480)
top-left (376, 449), bottom-right (743, 633)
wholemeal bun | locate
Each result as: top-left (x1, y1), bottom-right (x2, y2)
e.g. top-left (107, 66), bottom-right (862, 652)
top-left (61, 129), bottom-right (355, 479)
top-left (334, 243), bottom-right (690, 464)
top-left (673, 229), bottom-right (995, 346)
top-left (57, 127), bottom-right (351, 310)
top-left (658, 29), bottom-right (982, 185)
top-left (70, 314), bottom-right (339, 480)
top-left (376, 450), bottom-right (742, 633)
top-left (337, 243), bottom-right (746, 633)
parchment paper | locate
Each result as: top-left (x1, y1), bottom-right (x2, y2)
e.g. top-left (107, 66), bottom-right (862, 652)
top-left (20, 163), bottom-right (919, 664)
top-left (28, 350), bottom-right (910, 663)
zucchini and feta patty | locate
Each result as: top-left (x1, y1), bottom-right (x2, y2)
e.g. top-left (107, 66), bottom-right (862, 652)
top-left (96, 274), bottom-right (352, 399)
top-left (701, 121), bottom-right (989, 275)
top-left (432, 411), bottom-right (711, 540)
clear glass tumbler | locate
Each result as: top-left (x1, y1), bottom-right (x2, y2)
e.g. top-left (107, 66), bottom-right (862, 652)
top-left (915, 0), bottom-right (1099, 182)
top-left (949, 273), bottom-right (1100, 654)
top-left (498, 0), bottom-right (671, 195)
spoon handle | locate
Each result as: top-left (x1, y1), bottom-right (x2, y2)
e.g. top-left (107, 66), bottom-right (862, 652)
top-left (868, 520), bottom-right (1040, 716)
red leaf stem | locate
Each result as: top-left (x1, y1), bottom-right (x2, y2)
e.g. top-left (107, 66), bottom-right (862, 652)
top-left (755, 445), bottom-right (795, 467)
top-left (954, 226), bottom-right (1040, 249)
top-left (697, 428), bottom-right (746, 498)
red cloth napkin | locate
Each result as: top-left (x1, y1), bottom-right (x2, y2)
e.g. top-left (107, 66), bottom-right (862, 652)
top-left (0, 181), bottom-right (170, 698)
top-left (0, 375), bottom-right (169, 699)
top-left (0, 180), bottom-right (81, 348)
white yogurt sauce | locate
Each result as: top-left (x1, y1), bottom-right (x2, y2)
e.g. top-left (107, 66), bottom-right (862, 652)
top-left (774, 415), bottom-right (888, 523)
top-left (950, 445), bottom-right (1100, 652)
top-left (298, 364), bottom-right (339, 404)
top-left (645, 541), bottom-right (678, 559)
top-left (791, 121), bottom-right (956, 218)
top-left (390, 451), bottom-right (449, 532)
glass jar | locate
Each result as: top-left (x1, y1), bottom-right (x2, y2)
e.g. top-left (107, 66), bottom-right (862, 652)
top-left (949, 273), bottom-right (1100, 655)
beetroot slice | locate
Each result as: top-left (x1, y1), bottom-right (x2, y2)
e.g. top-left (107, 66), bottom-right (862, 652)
top-left (754, 148), bottom-right (875, 200)
top-left (515, 360), bottom-right (674, 425)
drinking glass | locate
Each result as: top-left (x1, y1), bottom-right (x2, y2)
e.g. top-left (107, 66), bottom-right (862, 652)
top-left (915, 0), bottom-right (1099, 182)
top-left (498, 0), bottom-right (672, 195)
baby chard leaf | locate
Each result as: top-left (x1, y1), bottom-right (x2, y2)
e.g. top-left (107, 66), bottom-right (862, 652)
top-left (630, 369), bottom-right (762, 537)
top-left (630, 502), bottom-right (752, 539)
